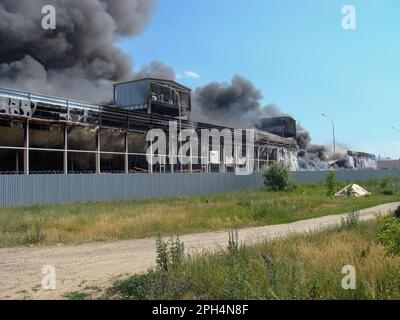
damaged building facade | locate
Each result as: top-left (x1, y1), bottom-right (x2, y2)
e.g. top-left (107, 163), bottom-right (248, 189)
top-left (332, 151), bottom-right (377, 170)
top-left (0, 79), bottom-right (299, 175)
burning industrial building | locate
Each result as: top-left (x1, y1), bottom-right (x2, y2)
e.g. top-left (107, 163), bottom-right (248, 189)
top-left (0, 0), bottom-right (375, 174)
top-left (0, 78), bottom-right (299, 174)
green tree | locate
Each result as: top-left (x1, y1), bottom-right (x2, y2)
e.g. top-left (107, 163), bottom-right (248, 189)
top-left (262, 162), bottom-right (296, 192)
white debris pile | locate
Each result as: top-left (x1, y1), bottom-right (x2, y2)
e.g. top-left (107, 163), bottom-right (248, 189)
top-left (335, 184), bottom-right (371, 197)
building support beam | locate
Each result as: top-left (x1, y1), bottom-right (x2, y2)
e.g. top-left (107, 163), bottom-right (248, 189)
top-left (64, 125), bottom-right (68, 174)
top-left (16, 151), bottom-right (19, 174)
top-left (124, 131), bottom-right (129, 174)
top-left (148, 142), bottom-right (153, 173)
top-left (96, 128), bottom-right (101, 174)
top-left (24, 120), bottom-right (29, 175)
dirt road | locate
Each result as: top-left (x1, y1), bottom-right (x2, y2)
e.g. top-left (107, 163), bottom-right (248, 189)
top-left (1, 202), bottom-right (398, 300)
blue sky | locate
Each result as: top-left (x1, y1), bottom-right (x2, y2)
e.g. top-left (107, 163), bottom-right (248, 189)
top-left (119, 0), bottom-right (400, 159)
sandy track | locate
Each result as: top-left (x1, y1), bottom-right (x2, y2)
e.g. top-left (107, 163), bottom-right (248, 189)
top-left (1, 202), bottom-right (398, 300)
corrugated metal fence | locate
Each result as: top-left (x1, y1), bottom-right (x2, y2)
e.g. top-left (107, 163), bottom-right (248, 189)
top-left (0, 170), bottom-right (399, 208)
top-left (0, 173), bottom-right (263, 208)
top-left (293, 170), bottom-right (400, 185)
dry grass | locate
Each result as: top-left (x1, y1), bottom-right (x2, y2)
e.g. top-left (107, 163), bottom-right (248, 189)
top-left (0, 181), bottom-right (399, 247)
top-left (105, 220), bottom-right (400, 300)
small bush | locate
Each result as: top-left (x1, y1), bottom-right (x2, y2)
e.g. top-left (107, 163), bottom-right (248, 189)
top-left (378, 217), bottom-right (400, 256)
top-left (393, 206), bottom-right (400, 219)
top-left (262, 162), bottom-right (296, 192)
top-left (378, 177), bottom-right (397, 195)
top-left (325, 171), bottom-right (337, 196)
top-left (341, 211), bottom-right (360, 228)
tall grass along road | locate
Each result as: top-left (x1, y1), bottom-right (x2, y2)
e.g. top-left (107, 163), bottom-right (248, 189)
top-left (1, 202), bottom-right (398, 300)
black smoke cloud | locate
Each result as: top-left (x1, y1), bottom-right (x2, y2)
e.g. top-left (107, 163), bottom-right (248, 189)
top-left (192, 75), bottom-right (295, 127)
top-left (192, 75), bottom-right (268, 127)
top-left (0, 0), bottom-right (164, 102)
top-left (192, 75), bottom-right (329, 169)
top-left (135, 61), bottom-right (176, 81)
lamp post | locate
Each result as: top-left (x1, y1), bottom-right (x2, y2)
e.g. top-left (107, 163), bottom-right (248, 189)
top-left (321, 113), bottom-right (336, 158)
top-left (393, 127), bottom-right (400, 135)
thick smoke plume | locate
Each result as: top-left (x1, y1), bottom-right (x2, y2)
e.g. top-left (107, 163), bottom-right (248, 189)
top-left (192, 75), bottom-right (268, 127)
top-left (192, 75), bottom-right (330, 169)
top-left (135, 61), bottom-right (176, 81)
top-left (0, 0), bottom-right (160, 102)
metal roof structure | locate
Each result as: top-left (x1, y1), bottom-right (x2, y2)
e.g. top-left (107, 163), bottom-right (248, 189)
top-left (113, 77), bottom-right (192, 93)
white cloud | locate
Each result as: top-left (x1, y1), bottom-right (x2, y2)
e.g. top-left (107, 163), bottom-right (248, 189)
top-left (184, 70), bottom-right (201, 78)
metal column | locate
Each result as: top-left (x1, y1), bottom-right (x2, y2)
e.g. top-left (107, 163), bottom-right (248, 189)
top-left (96, 128), bottom-right (101, 174)
top-left (24, 119), bottom-right (29, 175)
top-left (64, 125), bottom-right (68, 174)
top-left (125, 131), bottom-right (129, 174)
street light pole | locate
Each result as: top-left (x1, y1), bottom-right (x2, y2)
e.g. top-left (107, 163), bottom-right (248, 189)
top-left (321, 113), bottom-right (336, 158)
top-left (393, 127), bottom-right (400, 135)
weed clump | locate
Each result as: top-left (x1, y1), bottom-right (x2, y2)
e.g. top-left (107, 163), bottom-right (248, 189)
top-left (106, 235), bottom-right (188, 300)
top-left (341, 211), bottom-right (360, 228)
top-left (155, 235), bottom-right (185, 272)
top-left (325, 171), bottom-right (337, 196)
top-left (227, 229), bottom-right (239, 256)
top-left (24, 217), bottom-right (46, 245)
